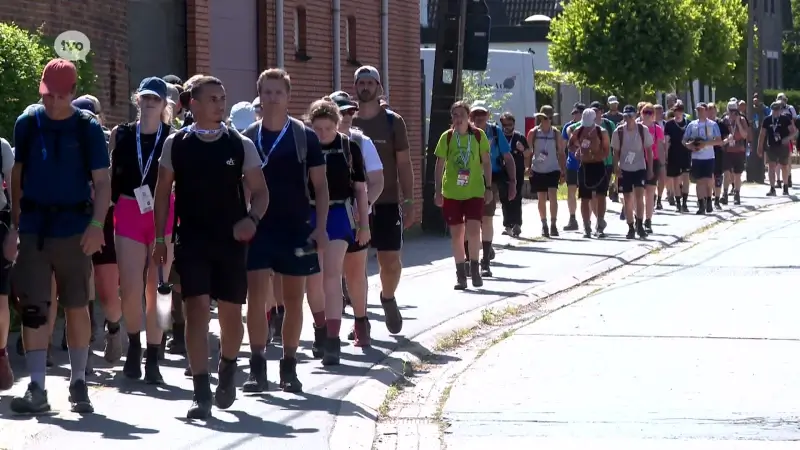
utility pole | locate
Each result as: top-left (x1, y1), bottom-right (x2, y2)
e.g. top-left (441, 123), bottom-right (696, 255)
top-left (746, 0), bottom-right (765, 183)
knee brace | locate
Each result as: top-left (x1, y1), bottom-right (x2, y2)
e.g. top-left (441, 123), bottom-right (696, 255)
top-left (21, 304), bottom-right (48, 329)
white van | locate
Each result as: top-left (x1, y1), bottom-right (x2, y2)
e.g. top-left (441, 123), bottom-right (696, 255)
top-left (420, 48), bottom-right (537, 141)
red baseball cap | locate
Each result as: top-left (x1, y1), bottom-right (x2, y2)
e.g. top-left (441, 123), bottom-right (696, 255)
top-left (39, 58), bottom-right (78, 96)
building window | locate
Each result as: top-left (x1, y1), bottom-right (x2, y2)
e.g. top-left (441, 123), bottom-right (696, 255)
top-left (294, 6), bottom-right (310, 61)
top-left (346, 16), bottom-right (359, 65)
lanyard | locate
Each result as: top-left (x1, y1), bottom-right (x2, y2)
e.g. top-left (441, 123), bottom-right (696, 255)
top-left (454, 132), bottom-right (471, 168)
top-left (256, 119), bottom-right (290, 168)
top-left (35, 111), bottom-right (47, 160)
top-left (136, 123), bottom-right (163, 186)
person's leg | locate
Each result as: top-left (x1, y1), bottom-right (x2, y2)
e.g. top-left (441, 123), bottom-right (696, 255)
top-left (536, 190), bottom-right (549, 236)
top-left (0, 233), bottom-right (12, 391)
top-left (657, 163), bottom-right (666, 208)
top-left (142, 238), bottom-right (173, 384)
top-left (372, 204), bottom-right (404, 334)
top-left (116, 235), bottom-right (148, 379)
top-left (497, 177), bottom-right (512, 234)
top-left (305, 257), bottom-right (326, 358)
top-left (343, 249), bottom-right (370, 346)
top-left (52, 235), bottom-right (95, 413)
top-left (243, 268), bottom-right (273, 392)
top-left (479, 183), bottom-right (499, 277)
top-left (547, 186), bottom-right (559, 234)
top-left (278, 273), bottom-right (309, 393)
top-left (512, 176), bottom-right (524, 233)
top-left (10, 234), bottom-right (53, 413)
top-left (167, 266), bottom-right (185, 355)
top-left (322, 240), bottom-right (348, 365)
top-left (564, 168), bottom-right (579, 230)
top-left (94, 263), bottom-right (121, 362)
top-left (768, 158), bottom-right (777, 192)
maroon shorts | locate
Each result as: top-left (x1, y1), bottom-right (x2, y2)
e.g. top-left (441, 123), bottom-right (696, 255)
top-left (442, 197), bottom-right (484, 225)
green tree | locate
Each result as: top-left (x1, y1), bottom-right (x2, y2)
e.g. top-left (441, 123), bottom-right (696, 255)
top-left (548, 0), bottom-right (696, 99)
top-left (686, 0), bottom-right (746, 89)
top-left (461, 70), bottom-right (512, 117)
top-left (783, 0), bottom-right (800, 88)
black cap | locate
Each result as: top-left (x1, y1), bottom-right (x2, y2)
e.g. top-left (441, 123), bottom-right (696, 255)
top-left (163, 74), bottom-right (184, 85)
top-left (590, 101), bottom-right (603, 110)
top-left (622, 105), bottom-right (637, 115)
top-left (574, 103), bottom-right (586, 112)
top-left (330, 91), bottom-right (358, 112)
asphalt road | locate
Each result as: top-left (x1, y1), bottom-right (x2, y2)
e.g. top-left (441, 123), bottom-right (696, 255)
top-left (443, 200), bottom-right (800, 449)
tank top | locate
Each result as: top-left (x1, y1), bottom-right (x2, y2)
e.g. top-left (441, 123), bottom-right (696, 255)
top-left (726, 116), bottom-right (746, 152)
top-left (531, 127), bottom-right (560, 173)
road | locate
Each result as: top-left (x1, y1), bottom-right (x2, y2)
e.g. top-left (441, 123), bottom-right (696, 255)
top-left (441, 199), bottom-right (800, 449)
top-left (0, 182), bottom-right (794, 449)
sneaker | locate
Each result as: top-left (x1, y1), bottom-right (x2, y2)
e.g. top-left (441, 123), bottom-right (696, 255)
top-left (214, 358), bottom-right (237, 409)
top-left (68, 379), bottom-right (94, 413)
top-left (380, 294), bottom-right (403, 334)
top-left (321, 337), bottom-right (341, 366)
top-left (279, 358), bottom-right (303, 393)
top-left (353, 318), bottom-right (371, 348)
top-left (242, 355), bottom-right (268, 393)
top-left (10, 382), bottom-right (50, 414)
top-left (312, 325), bottom-right (326, 358)
top-left (103, 330), bottom-right (123, 363)
top-left (502, 227), bottom-right (512, 236)
top-left (0, 354), bottom-right (14, 391)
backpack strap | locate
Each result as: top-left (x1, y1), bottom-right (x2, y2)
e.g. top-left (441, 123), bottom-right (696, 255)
top-left (385, 109), bottom-right (395, 141)
top-left (288, 117), bottom-right (309, 201)
top-left (637, 123), bottom-right (647, 150)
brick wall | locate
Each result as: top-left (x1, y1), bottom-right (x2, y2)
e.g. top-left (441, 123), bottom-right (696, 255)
top-left (262, 1), bottom-right (423, 221)
top-left (0, 0), bottom-right (130, 126)
top-left (187, 0), bottom-right (211, 75)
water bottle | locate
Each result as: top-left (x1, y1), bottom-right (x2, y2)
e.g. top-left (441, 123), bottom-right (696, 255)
top-left (156, 265), bottom-right (173, 331)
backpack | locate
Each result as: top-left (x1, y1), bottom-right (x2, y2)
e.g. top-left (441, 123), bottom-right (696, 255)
top-left (618, 123), bottom-right (646, 151)
top-left (15, 105), bottom-right (94, 187)
top-left (243, 117), bottom-right (309, 199)
top-left (445, 126), bottom-right (483, 147)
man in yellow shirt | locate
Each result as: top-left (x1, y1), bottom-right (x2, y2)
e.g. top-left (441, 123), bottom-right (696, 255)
top-left (433, 101), bottom-right (493, 290)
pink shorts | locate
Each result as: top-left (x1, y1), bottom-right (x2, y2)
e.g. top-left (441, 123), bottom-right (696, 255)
top-left (114, 194), bottom-right (175, 245)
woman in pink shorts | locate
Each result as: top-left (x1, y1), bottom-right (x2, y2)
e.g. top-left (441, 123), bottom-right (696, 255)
top-left (109, 77), bottom-right (175, 384)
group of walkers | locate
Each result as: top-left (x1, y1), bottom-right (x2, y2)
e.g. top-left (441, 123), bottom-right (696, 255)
top-left (433, 92), bottom-right (797, 286)
top-left (0, 58), bottom-right (415, 419)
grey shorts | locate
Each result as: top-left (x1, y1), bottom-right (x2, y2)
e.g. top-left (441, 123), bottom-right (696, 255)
top-left (14, 234), bottom-right (93, 312)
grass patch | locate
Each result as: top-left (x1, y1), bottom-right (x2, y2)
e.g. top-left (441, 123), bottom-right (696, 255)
top-left (378, 383), bottom-right (402, 417)
top-left (434, 326), bottom-right (476, 352)
top-left (479, 305), bottom-right (522, 325)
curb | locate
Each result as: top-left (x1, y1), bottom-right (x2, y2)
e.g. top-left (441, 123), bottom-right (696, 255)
top-left (327, 196), bottom-right (796, 450)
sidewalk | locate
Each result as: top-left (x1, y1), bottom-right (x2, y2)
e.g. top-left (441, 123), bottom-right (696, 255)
top-left (436, 199), bottom-right (800, 449)
top-left (1, 180), bottom-right (797, 449)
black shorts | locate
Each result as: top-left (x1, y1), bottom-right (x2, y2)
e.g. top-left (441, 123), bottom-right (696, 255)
top-left (691, 158), bottom-right (715, 180)
top-left (713, 148), bottom-right (725, 177)
top-left (767, 145), bottom-right (790, 165)
top-left (724, 152), bottom-right (746, 174)
top-left (577, 162), bottom-right (608, 200)
top-left (566, 168), bottom-right (579, 186)
top-left (666, 148), bottom-right (691, 177)
top-left (530, 170), bottom-right (560, 192)
top-left (91, 206), bottom-right (116, 266)
top-left (646, 159), bottom-right (661, 186)
top-left (174, 237), bottom-right (247, 304)
top-left (619, 169), bottom-right (647, 193)
top-left (370, 203), bottom-right (403, 252)
top-left (347, 230), bottom-right (369, 253)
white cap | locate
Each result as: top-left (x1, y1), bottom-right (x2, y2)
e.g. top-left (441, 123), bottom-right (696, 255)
top-left (778, 92), bottom-right (788, 101)
top-left (727, 101), bottom-right (739, 111)
top-left (581, 108), bottom-right (596, 127)
top-left (252, 96), bottom-right (261, 107)
top-left (230, 101), bottom-right (256, 131)
top-left (607, 95), bottom-right (619, 104)
top-left (470, 100), bottom-right (488, 113)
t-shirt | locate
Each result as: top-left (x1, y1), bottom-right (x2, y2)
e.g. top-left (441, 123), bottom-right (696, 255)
top-left (683, 119), bottom-right (720, 160)
top-left (761, 114), bottom-right (793, 147)
top-left (252, 119), bottom-right (325, 230)
top-left (353, 130), bottom-right (383, 173)
top-left (13, 108), bottom-right (110, 237)
top-left (504, 131), bottom-right (529, 179)
top-left (482, 123), bottom-right (510, 173)
top-left (643, 123), bottom-right (664, 160)
top-left (713, 118), bottom-right (730, 154)
top-left (434, 128), bottom-right (490, 200)
top-left (612, 124), bottom-right (653, 172)
top-left (603, 111), bottom-right (624, 126)
top-left (352, 109), bottom-right (410, 204)
top-left (310, 133), bottom-right (366, 202)
top-left (664, 118), bottom-right (690, 155)
top-left (562, 120), bottom-right (579, 170)
top-left (0, 138), bottom-right (14, 211)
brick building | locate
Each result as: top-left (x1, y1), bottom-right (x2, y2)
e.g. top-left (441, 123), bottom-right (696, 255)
top-left (1, 0), bottom-right (423, 219)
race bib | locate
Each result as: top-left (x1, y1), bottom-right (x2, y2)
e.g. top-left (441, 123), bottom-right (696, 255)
top-left (133, 185), bottom-right (154, 214)
top-left (624, 152), bottom-right (636, 165)
top-left (457, 169), bottom-right (470, 186)
top-left (537, 150), bottom-right (548, 161)
top-left (581, 139), bottom-right (591, 149)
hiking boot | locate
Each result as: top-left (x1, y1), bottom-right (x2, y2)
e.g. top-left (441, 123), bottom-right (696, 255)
top-left (767, 187), bottom-right (777, 196)
top-left (279, 358), bottom-right (302, 393)
top-left (784, 185), bottom-right (790, 196)
top-left (789, 174), bottom-right (793, 187)
top-left (644, 219), bottom-right (653, 234)
top-left (0, 354), bottom-right (14, 391)
top-left (312, 325), bottom-right (326, 359)
top-left (777, 180), bottom-right (783, 189)
top-left (480, 259), bottom-right (492, 277)
top-left (184, 366), bottom-right (192, 377)
top-left (10, 382), bottom-right (50, 414)
top-left (733, 190), bottom-right (741, 205)
top-left (242, 354), bottom-right (269, 393)
top-left (596, 218), bottom-right (607, 238)
top-left (636, 219), bottom-right (648, 239)
top-left (144, 357), bottom-right (164, 385)
top-left (563, 217), bottom-right (579, 231)
top-left (214, 358), bottom-right (237, 409)
top-left (502, 226), bottom-right (512, 236)
top-left (103, 330), bottom-right (123, 363)
top-left (167, 333), bottom-right (186, 356)
top-left (511, 225), bottom-right (521, 237)
top-left (454, 262), bottom-right (468, 290)
top-left (550, 223), bottom-right (559, 237)
top-left (541, 222), bottom-right (549, 238)
top-left (68, 379), bottom-right (94, 414)
top-left (380, 294), bottom-right (403, 334)
top-left (656, 198), bottom-right (663, 210)
top-left (720, 193), bottom-right (729, 205)
top-left (668, 195), bottom-right (675, 206)
top-left (470, 260), bottom-right (483, 288)
top-left (487, 247), bottom-right (495, 261)
top-left (187, 378), bottom-right (213, 420)
top-left (696, 199), bottom-right (706, 215)
top-left (681, 198), bottom-right (690, 212)
top-left (321, 337), bottom-right (341, 366)
top-left (583, 223), bottom-right (592, 238)
top-left (706, 199), bottom-right (714, 213)
top-left (626, 224), bottom-right (636, 239)
top-left (123, 345), bottom-right (142, 379)
top-left (353, 318), bottom-right (371, 348)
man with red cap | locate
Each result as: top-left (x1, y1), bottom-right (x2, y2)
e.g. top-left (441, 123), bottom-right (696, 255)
top-left (9, 58), bottom-right (110, 414)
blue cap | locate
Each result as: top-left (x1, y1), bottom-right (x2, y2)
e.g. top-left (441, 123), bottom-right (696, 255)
top-left (137, 77), bottom-right (168, 99)
top-left (71, 98), bottom-right (96, 114)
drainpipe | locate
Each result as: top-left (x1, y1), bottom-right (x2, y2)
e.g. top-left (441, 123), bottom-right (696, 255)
top-left (381, 0), bottom-right (389, 97)
top-left (276, 0), bottom-right (285, 67)
top-left (332, 0), bottom-right (342, 90)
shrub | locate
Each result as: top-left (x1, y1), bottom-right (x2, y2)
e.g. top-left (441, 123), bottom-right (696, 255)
top-left (0, 22), bottom-right (97, 140)
top-left (765, 89), bottom-right (800, 108)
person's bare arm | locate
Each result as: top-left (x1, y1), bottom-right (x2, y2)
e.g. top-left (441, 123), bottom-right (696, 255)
top-left (393, 116), bottom-right (414, 202)
top-left (155, 135), bottom-right (177, 239)
top-left (241, 139), bottom-right (268, 220)
top-left (481, 151), bottom-right (492, 186)
top-left (434, 158), bottom-right (445, 194)
top-left (309, 165), bottom-right (329, 230)
top-left (502, 152), bottom-right (516, 184)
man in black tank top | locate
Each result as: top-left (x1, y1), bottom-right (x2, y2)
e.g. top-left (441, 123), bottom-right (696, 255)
top-left (152, 76), bottom-right (268, 420)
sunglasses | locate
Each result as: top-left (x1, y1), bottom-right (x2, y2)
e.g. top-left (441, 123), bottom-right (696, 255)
top-left (642, 110), bottom-right (654, 116)
top-left (342, 109), bottom-right (356, 116)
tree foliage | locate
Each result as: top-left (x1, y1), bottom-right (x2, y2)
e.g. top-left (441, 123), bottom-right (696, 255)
top-left (461, 70), bottom-right (513, 118)
top-left (783, 0), bottom-right (800, 88)
top-left (548, 0), bottom-right (697, 99)
top-left (686, 0), bottom-right (747, 87)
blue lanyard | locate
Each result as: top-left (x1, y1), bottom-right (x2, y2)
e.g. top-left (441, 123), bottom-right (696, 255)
top-left (256, 119), bottom-right (290, 168)
top-left (35, 111), bottom-right (47, 160)
top-left (136, 123), bottom-right (163, 186)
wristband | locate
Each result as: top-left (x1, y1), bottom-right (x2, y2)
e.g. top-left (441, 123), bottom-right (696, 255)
top-left (89, 220), bottom-right (103, 229)
top-left (359, 225), bottom-right (370, 231)
top-left (155, 237), bottom-right (165, 243)
top-left (403, 199), bottom-right (413, 205)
